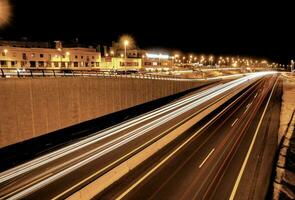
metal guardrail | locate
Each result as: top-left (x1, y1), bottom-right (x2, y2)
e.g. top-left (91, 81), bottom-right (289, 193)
top-left (0, 67), bottom-right (254, 81)
top-left (0, 68), bottom-right (187, 81)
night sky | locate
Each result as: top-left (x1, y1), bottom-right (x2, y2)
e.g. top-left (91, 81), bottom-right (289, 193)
top-left (0, 0), bottom-right (294, 64)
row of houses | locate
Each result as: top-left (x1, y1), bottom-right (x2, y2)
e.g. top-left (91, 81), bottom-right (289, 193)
top-left (0, 40), bottom-right (173, 71)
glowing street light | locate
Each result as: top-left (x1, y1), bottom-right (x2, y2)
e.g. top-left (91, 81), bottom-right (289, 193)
top-left (110, 50), bottom-right (114, 57)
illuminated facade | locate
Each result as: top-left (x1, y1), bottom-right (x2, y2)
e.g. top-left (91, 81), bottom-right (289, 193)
top-left (0, 41), bottom-right (176, 71)
top-left (142, 53), bottom-right (173, 71)
top-left (100, 57), bottom-right (142, 70)
top-left (0, 43), bottom-right (101, 69)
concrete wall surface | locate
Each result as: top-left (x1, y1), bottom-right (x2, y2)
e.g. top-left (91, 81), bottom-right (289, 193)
top-left (0, 77), bottom-right (208, 148)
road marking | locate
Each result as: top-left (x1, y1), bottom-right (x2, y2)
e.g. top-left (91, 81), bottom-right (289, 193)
top-left (254, 93), bottom-right (258, 99)
top-left (229, 77), bottom-right (278, 200)
top-left (244, 101), bottom-right (254, 114)
top-left (114, 83), bottom-right (257, 200)
top-left (198, 148), bottom-right (215, 168)
top-left (243, 106), bottom-right (250, 114)
top-left (246, 102), bottom-right (252, 108)
top-left (231, 118), bottom-right (239, 127)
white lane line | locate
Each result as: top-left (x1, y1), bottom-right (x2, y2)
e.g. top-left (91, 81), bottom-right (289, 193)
top-left (243, 106), bottom-right (250, 114)
top-left (246, 102), bottom-right (252, 108)
top-left (231, 118), bottom-right (239, 127)
top-left (198, 148), bottom-right (215, 168)
top-left (244, 101), bottom-right (253, 114)
top-left (254, 93), bottom-right (258, 99)
top-left (229, 77), bottom-right (278, 200)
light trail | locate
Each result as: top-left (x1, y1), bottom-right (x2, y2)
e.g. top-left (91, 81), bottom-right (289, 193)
top-left (0, 73), bottom-right (251, 183)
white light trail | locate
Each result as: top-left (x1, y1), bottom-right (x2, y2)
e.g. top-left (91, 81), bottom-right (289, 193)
top-left (0, 72), bottom-right (276, 199)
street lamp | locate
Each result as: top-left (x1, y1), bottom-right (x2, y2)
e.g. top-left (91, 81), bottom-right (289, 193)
top-left (182, 56), bottom-right (186, 64)
top-left (123, 40), bottom-right (129, 74)
top-left (124, 40), bottom-right (129, 59)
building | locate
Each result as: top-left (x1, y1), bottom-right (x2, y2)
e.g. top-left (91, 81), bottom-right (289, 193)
top-left (0, 40), bottom-right (178, 71)
top-left (100, 56), bottom-right (142, 71)
top-left (0, 41), bottom-right (101, 69)
top-left (108, 42), bottom-right (174, 71)
top-left (142, 53), bottom-right (174, 71)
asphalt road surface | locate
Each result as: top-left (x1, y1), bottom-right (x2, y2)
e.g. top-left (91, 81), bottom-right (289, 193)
top-left (97, 74), bottom-right (281, 200)
top-left (0, 72), bottom-right (278, 200)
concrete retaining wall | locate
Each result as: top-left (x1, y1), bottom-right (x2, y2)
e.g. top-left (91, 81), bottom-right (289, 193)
top-left (0, 77), bottom-right (208, 148)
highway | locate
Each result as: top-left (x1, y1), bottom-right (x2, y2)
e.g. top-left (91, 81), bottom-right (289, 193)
top-left (97, 74), bottom-right (281, 200)
top-left (0, 72), bottom-right (278, 200)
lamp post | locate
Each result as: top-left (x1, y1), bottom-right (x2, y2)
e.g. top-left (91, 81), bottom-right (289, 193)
top-left (124, 40), bottom-right (129, 74)
top-left (124, 40), bottom-right (129, 59)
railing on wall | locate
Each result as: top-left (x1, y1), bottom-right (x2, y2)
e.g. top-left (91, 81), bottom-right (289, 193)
top-left (0, 68), bottom-right (194, 81)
